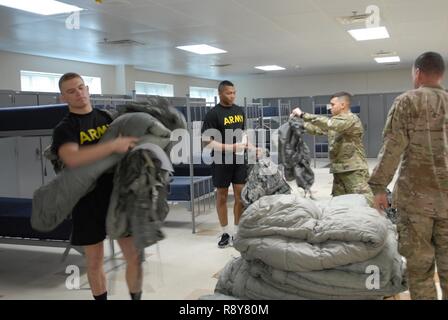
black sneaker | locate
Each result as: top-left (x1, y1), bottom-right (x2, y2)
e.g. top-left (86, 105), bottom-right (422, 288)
top-left (218, 233), bottom-right (231, 248)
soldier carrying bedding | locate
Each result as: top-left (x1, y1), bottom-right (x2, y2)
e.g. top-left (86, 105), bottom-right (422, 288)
top-left (291, 92), bottom-right (374, 205)
top-left (51, 73), bottom-right (142, 300)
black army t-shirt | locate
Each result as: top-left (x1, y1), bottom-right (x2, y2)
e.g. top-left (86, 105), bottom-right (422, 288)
top-left (201, 103), bottom-right (246, 165)
top-left (51, 108), bottom-right (112, 154)
top-left (51, 108), bottom-right (114, 246)
top-left (201, 103), bottom-right (245, 144)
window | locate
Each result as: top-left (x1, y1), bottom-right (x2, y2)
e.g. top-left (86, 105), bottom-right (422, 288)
top-left (315, 143), bottom-right (329, 158)
top-left (20, 70), bottom-right (102, 94)
top-left (314, 104), bottom-right (331, 115)
top-left (135, 81), bottom-right (174, 97)
top-left (189, 86), bottom-right (218, 103)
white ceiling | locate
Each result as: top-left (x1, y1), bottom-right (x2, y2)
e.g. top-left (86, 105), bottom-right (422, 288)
top-left (0, 0), bottom-right (447, 80)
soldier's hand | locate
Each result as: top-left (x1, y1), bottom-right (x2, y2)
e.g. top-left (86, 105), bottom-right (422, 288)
top-left (373, 193), bottom-right (388, 215)
top-left (233, 143), bottom-right (247, 153)
top-left (290, 107), bottom-right (303, 118)
top-left (112, 135), bottom-right (139, 153)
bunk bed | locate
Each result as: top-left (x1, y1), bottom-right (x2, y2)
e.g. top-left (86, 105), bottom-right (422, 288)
top-left (0, 104), bottom-right (72, 249)
top-left (0, 97), bottom-right (216, 241)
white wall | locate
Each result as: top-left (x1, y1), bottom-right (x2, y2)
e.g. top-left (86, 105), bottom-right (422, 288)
top-left (2, 50), bottom-right (447, 102)
top-left (132, 68), bottom-right (219, 97)
top-left (0, 51), bottom-right (116, 93)
top-left (0, 51), bottom-right (219, 97)
top-left (234, 69), bottom-right (448, 104)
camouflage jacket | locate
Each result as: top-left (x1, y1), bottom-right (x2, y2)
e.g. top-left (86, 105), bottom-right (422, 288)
top-left (278, 117), bottom-right (314, 192)
top-left (369, 85), bottom-right (448, 217)
top-left (302, 112), bottom-right (369, 173)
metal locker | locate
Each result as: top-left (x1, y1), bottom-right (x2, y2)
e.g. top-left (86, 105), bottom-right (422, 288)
top-left (41, 136), bottom-right (57, 185)
top-left (0, 92), bottom-right (14, 107)
top-left (0, 137), bottom-right (19, 197)
top-left (367, 94), bottom-right (387, 158)
top-left (16, 136), bottom-right (44, 198)
top-left (14, 92), bottom-right (39, 106)
top-left (352, 94), bottom-right (369, 153)
top-left (38, 93), bottom-right (60, 105)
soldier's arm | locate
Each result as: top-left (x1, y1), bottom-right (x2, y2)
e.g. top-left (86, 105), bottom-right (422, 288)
top-left (303, 113), bottom-right (355, 135)
top-left (303, 122), bottom-right (326, 135)
top-left (58, 136), bottom-right (138, 169)
top-left (302, 114), bottom-right (329, 135)
top-left (368, 97), bottom-right (411, 194)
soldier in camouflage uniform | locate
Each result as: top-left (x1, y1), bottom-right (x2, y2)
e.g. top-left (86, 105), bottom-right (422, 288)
top-left (291, 92), bottom-right (373, 205)
top-left (369, 52), bottom-right (448, 300)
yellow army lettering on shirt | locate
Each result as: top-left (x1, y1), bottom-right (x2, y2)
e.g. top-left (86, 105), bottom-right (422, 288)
top-left (223, 114), bottom-right (244, 126)
top-left (79, 124), bottom-right (109, 145)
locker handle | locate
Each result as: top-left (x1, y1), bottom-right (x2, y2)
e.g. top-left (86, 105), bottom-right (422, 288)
top-left (35, 148), bottom-right (41, 160)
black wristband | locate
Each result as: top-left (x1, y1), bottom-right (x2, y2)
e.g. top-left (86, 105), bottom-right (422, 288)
top-left (300, 112), bottom-right (305, 118)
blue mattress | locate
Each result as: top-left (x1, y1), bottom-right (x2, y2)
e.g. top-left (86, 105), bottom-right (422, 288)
top-left (0, 104), bottom-right (69, 131)
top-left (262, 106), bottom-right (279, 117)
top-left (172, 163), bottom-right (212, 176)
top-left (168, 176), bottom-right (214, 201)
top-left (0, 197), bottom-right (71, 241)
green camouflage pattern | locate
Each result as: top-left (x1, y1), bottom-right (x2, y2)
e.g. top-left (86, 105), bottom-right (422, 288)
top-left (332, 169), bottom-right (374, 206)
top-left (369, 85), bottom-right (448, 218)
top-left (397, 207), bottom-right (448, 300)
top-left (303, 112), bottom-right (369, 173)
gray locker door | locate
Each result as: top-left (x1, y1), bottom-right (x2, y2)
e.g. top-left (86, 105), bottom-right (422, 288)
top-left (0, 92), bottom-right (14, 107)
top-left (0, 137), bottom-right (19, 197)
top-left (367, 94), bottom-right (386, 158)
top-left (38, 93), bottom-right (60, 105)
top-left (17, 137), bottom-right (44, 198)
top-left (14, 93), bottom-right (38, 106)
top-left (41, 136), bottom-right (57, 185)
top-left (299, 97), bottom-right (315, 158)
top-left (352, 94), bottom-right (369, 152)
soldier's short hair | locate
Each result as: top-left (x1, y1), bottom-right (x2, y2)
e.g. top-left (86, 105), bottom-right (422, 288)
top-left (58, 72), bottom-right (83, 91)
top-left (414, 52), bottom-right (445, 75)
top-left (218, 80), bottom-right (234, 93)
top-left (331, 92), bottom-right (352, 105)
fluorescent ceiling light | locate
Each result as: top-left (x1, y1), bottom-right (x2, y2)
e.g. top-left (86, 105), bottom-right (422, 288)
top-left (0, 0), bottom-right (83, 15)
top-left (255, 65), bottom-right (286, 71)
top-left (374, 56), bottom-right (400, 63)
top-left (176, 44), bottom-right (227, 55)
top-left (348, 26), bottom-right (390, 41)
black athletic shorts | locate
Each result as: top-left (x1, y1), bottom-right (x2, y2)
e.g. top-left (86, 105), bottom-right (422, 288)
top-left (212, 163), bottom-right (247, 188)
top-left (70, 173), bottom-right (114, 246)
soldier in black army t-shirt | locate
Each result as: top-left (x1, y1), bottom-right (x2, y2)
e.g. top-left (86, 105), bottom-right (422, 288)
top-left (201, 80), bottom-right (260, 248)
top-left (51, 73), bottom-right (141, 300)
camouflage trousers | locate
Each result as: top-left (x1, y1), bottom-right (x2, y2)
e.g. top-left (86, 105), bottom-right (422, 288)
top-left (397, 209), bottom-right (448, 300)
top-left (332, 169), bottom-right (374, 206)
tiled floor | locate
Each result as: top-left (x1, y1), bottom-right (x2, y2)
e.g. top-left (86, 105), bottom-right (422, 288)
top-left (0, 159), bottom-right (442, 299)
